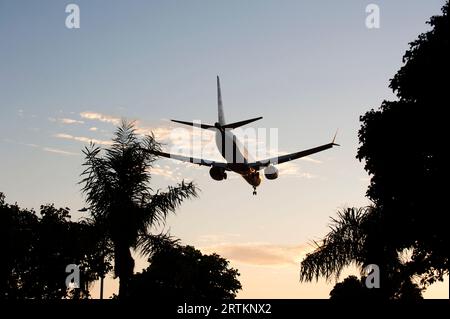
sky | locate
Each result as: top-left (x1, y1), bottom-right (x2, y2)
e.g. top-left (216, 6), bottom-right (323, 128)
top-left (0, 0), bottom-right (448, 298)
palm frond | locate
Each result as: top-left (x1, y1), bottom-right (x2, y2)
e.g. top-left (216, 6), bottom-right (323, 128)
top-left (142, 181), bottom-right (198, 229)
top-left (299, 206), bottom-right (373, 282)
top-left (136, 232), bottom-right (180, 257)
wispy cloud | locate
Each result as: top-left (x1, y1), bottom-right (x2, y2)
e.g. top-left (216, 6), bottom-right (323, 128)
top-left (201, 243), bottom-right (312, 267)
top-left (80, 111), bottom-right (121, 125)
top-left (23, 143), bottom-right (39, 148)
top-left (60, 118), bottom-right (84, 124)
top-left (55, 133), bottom-right (112, 145)
top-left (48, 117), bottom-right (84, 124)
top-left (299, 156), bottom-right (322, 164)
top-left (151, 164), bottom-right (177, 180)
top-left (43, 147), bottom-right (78, 156)
top-left (277, 162), bottom-right (317, 179)
top-left (2, 138), bottom-right (78, 156)
top-left (73, 110), bottom-right (318, 179)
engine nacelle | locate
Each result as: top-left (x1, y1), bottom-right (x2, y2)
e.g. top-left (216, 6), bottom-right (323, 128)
top-left (209, 167), bottom-right (227, 181)
top-left (264, 165), bottom-right (279, 180)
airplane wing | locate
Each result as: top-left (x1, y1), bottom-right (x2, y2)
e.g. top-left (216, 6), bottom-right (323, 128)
top-left (150, 150), bottom-right (229, 170)
top-left (247, 133), bottom-right (339, 170)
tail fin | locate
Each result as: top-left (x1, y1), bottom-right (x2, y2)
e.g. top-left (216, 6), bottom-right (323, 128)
top-left (171, 77), bottom-right (262, 131)
top-left (217, 76), bottom-right (226, 125)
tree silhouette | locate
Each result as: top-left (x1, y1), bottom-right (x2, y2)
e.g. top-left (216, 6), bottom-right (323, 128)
top-left (0, 193), bottom-right (105, 299)
top-left (357, 1), bottom-right (449, 286)
top-left (300, 1), bottom-right (449, 298)
top-left (329, 275), bottom-right (367, 300)
top-left (129, 244), bottom-right (242, 300)
top-left (80, 121), bottom-right (197, 298)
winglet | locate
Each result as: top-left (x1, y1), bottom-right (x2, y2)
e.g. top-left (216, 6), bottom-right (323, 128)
top-left (332, 129), bottom-right (340, 146)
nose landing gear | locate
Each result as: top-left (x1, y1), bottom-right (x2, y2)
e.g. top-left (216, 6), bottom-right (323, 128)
top-left (253, 186), bottom-right (257, 195)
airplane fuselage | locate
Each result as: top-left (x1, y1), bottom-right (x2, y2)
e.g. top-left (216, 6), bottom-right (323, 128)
top-left (214, 128), bottom-right (262, 188)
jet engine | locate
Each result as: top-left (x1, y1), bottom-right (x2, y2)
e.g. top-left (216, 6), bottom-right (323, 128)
top-left (264, 165), bottom-right (279, 180)
top-left (209, 167), bottom-right (227, 181)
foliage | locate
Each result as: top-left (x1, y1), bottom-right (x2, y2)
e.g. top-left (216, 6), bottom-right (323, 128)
top-left (329, 276), bottom-right (368, 300)
top-left (299, 207), bottom-right (369, 283)
top-left (0, 194), bottom-right (106, 299)
top-left (300, 2), bottom-right (449, 299)
top-left (357, 1), bottom-right (449, 285)
top-left (129, 243), bottom-right (242, 300)
top-left (300, 207), bottom-right (424, 299)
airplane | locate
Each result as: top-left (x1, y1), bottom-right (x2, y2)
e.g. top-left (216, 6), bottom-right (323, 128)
top-left (150, 76), bottom-right (339, 195)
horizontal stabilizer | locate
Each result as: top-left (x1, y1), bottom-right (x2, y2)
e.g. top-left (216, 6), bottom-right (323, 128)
top-left (171, 119), bottom-right (215, 130)
top-left (222, 117), bottom-right (263, 129)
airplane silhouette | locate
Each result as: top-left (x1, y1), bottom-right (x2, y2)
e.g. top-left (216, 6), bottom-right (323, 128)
top-left (150, 76), bottom-right (339, 195)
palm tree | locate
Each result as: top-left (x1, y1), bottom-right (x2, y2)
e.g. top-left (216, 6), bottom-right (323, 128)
top-left (299, 207), bottom-right (370, 283)
top-left (299, 206), bottom-right (423, 299)
top-left (80, 121), bottom-right (197, 298)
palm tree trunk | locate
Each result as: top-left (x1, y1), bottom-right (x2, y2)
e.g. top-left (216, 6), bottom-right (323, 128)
top-left (115, 243), bottom-right (135, 299)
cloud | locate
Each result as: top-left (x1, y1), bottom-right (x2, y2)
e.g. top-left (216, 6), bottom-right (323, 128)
top-left (43, 147), bottom-right (78, 156)
top-left (277, 162), bottom-right (317, 179)
top-left (300, 156), bottom-right (322, 164)
top-left (73, 111), bottom-right (318, 179)
top-left (78, 111), bottom-right (174, 144)
top-left (23, 143), bottom-right (39, 148)
top-left (48, 117), bottom-right (84, 124)
top-left (76, 111), bottom-right (254, 161)
top-left (150, 163), bottom-right (199, 181)
top-left (299, 172), bottom-right (316, 179)
top-left (135, 124), bottom-right (174, 142)
top-left (201, 243), bottom-right (312, 267)
top-left (2, 139), bottom-right (78, 157)
top-left (75, 111), bottom-right (267, 162)
top-left (80, 111), bottom-right (121, 125)
top-left (135, 121), bottom-right (318, 180)
top-left (60, 118), bottom-right (84, 124)
top-left (55, 133), bottom-right (112, 145)
top-left (151, 164), bottom-right (177, 180)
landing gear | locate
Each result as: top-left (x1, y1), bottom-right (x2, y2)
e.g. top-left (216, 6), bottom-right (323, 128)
top-left (253, 186), bottom-right (257, 195)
